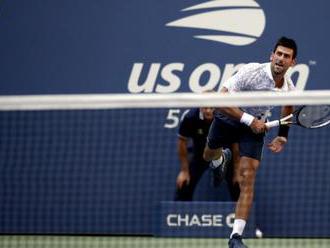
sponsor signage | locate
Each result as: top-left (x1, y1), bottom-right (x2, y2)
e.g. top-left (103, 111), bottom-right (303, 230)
top-left (154, 201), bottom-right (256, 237)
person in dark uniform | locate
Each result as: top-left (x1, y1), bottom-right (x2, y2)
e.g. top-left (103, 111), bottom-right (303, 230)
top-left (174, 107), bottom-right (239, 201)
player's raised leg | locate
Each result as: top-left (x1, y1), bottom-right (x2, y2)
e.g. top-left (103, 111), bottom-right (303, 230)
top-left (203, 118), bottom-right (232, 186)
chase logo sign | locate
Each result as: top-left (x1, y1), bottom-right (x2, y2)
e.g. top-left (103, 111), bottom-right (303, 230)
top-left (166, 0), bottom-right (265, 46)
top-left (155, 202), bottom-right (256, 237)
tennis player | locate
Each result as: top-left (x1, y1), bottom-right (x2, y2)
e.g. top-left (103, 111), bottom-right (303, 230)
top-left (175, 107), bottom-right (239, 201)
top-left (203, 37), bottom-right (297, 248)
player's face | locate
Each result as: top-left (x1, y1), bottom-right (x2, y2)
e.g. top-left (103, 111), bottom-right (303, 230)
top-left (270, 45), bottom-right (296, 75)
top-left (201, 107), bottom-right (214, 121)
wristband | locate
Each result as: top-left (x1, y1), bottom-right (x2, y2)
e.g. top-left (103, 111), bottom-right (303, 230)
top-left (278, 125), bottom-right (290, 138)
top-left (240, 112), bottom-right (254, 126)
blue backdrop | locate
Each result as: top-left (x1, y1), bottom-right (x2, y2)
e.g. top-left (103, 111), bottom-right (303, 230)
top-left (0, 0), bottom-right (329, 237)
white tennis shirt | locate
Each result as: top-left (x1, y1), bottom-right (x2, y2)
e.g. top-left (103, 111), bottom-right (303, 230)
top-left (223, 62), bottom-right (296, 118)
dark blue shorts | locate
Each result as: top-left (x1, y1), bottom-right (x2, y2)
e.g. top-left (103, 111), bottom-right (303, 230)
top-left (207, 113), bottom-right (265, 161)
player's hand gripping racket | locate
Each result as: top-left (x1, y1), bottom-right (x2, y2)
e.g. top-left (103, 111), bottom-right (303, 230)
top-left (266, 105), bottom-right (330, 129)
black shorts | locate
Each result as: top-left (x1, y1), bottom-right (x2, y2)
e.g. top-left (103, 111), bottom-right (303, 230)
top-left (207, 113), bottom-right (265, 161)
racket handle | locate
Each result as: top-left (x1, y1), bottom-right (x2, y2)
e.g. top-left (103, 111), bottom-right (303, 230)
top-left (265, 120), bottom-right (280, 128)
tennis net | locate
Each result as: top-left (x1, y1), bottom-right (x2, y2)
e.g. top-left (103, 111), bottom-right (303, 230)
top-left (0, 91), bottom-right (330, 248)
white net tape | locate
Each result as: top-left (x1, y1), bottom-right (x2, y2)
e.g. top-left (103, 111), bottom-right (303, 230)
top-left (1, 90), bottom-right (330, 111)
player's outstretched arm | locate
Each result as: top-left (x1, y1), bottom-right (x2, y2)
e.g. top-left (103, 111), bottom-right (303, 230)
top-left (267, 105), bottom-right (293, 153)
top-left (217, 87), bottom-right (267, 134)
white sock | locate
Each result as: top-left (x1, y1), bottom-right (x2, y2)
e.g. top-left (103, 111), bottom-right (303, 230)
top-left (210, 155), bottom-right (223, 169)
top-left (230, 219), bottom-right (246, 238)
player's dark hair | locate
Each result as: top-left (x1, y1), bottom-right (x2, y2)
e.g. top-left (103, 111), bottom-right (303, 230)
top-left (273, 36), bottom-right (298, 59)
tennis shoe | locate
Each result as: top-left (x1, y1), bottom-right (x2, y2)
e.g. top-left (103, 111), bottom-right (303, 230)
top-left (228, 234), bottom-right (248, 248)
top-left (211, 148), bottom-right (231, 187)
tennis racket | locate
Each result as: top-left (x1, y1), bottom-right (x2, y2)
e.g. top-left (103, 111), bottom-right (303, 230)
top-left (266, 105), bottom-right (330, 129)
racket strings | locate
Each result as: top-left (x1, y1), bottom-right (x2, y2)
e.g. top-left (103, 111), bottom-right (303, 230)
top-left (298, 105), bottom-right (330, 128)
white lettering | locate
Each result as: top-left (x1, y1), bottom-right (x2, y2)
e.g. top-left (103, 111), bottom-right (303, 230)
top-left (127, 63), bottom-right (161, 93)
top-left (287, 64), bottom-right (309, 90)
top-left (226, 213), bottom-right (235, 228)
top-left (189, 63), bottom-right (220, 92)
top-left (127, 63), bottom-right (310, 93)
top-left (189, 214), bottom-right (201, 226)
top-left (177, 214), bottom-right (189, 226)
top-left (213, 214), bottom-right (223, 227)
top-left (164, 109), bottom-right (181, 129)
top-left (156, 63), bottom-right (183, 93)
top-left (201, 215), bottom-right (212, 226)
top-left (166, 214), bottom-right (224, 227)
top-left (167, 214), bottom-right (177, 227)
